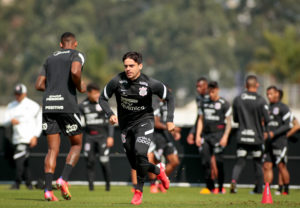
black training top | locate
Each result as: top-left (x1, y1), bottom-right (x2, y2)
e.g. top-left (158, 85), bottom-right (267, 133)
top-left (79, 98), bottom-right (114, 138)
top-left (99, 72), bottom-right (175, 130)
top-left (40, 49), bottom-right (85, 113)
top-left (267, 101), bottom-right (291, 146)
top-left (233, 91), bottom-right (270, 145)
top-left (198, 97), bottom-right (231, 135)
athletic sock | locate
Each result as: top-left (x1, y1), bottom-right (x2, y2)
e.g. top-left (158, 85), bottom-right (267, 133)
top-left (278, 185), bottom-right (283, 192)
top-left (45, 173), bottom-right (53, 191)
top-left (61, 164), bottom-right (73, 181)
top-left (284, 184), bottom-right (289, 194)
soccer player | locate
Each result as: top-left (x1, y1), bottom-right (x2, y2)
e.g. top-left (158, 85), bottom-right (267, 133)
top-left (263, 86), bottom-right (291, 195)
top-left (195, 81), bottom-right (232, 194)
top-left (3, 84), bottom-right (42, 190)
top-left (79, 83), bottom-right (114, 191)
top-left (35, 32), bottom-right (86, 201)
top-left (186, 77), bottom-right (209, 145)
top-left (99, 51), bottom-right (175, 205)
top-left (149, 95), bottom-right (181, 193)
top-left (230, 75), bottom-right (269, 194)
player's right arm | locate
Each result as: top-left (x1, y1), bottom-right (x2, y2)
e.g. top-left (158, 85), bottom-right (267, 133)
top-left (71, 51), bottom-right (86, 93)
top-left (99, 76), bottom-right (119, 125)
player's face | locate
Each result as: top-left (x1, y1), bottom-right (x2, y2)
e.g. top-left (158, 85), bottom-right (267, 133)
top-left (87, 89), bottom-right (100, 102)
top-left (267, 89), bottom-right (277, 103)
top-left (124, 58), bottom-right (142, 80)
top-left (15, 93), bottom-right (26, 102)
top-left (208, 88), bottom-right (219, 101)
top-left (196, 81), bottom-right (208, 95)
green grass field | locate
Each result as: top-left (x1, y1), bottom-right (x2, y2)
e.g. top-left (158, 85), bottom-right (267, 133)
top-left (0, 185), bottom-right (299, 208)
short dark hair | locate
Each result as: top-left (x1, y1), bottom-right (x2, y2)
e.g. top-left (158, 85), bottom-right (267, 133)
top-left (266, 85), bottom-right (277, 91)
top-left (208, 81), bottom-right (219, 89)
top-left (278, 89), bottom-right (284, 100)
top-left (122, 52), bottom-right (143, 64)
top-left (197, 77), bottom-right (208, 83)
top-left (87, 83), bottom-right (100, 92)
top-left (246, 75), bottom-right (257, 88)
top-left (60, 32), bottom-right (76, 45)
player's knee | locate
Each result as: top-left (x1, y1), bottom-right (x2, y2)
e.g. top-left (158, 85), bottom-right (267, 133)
top-left (263, 162), bottom-right (272, 171)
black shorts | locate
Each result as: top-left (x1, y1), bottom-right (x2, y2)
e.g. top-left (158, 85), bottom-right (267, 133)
top-left (84, 136), bottom-right (110, 162)
top-left (263, 142), bottom-right (288, 165)
top-left (153, 131), bottom-right (177, 158)
top-left (42, 113), bottom-right (83, 136)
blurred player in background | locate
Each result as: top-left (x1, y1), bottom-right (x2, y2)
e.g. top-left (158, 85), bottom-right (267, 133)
top-left (230, 75), bottom-right (269, 194)
top-left (263, 86), bottom-right (291, 195)
top-left (3, 84), bottom-right (42, 190)
top-left (195, 81), bottom-right (231, 194)
top-left (79, 83), bottom-right (114, 191)
top-left (35, 32), bottom-right (86, 201)
top-left (186, 77), bottom-right (209, 145)
top-left (149, 94), bottom-right (181, 193)
top-left (99, 51), bottom-right (175, 205)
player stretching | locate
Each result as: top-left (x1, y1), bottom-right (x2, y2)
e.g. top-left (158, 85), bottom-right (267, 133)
top-left (99, 51), bottom-right (175, 205)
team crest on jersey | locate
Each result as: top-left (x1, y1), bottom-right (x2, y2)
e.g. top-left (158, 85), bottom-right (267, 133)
top-left (121, 134), bottom-right (126, 143)
top-left (139, 87), bottom-right (148, 96)
top-left (95, 104), bottom-right (102, 111)
top-left (273, 107), bottom-right (279, 115)
top-left (215, 102), bottom-right (221, 110)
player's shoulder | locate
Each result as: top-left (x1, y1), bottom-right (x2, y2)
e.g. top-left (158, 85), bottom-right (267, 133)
top-left (278, 101), bottom-right (290, 111)
top-left (7, 100), bottom-right (18, 109)
top-left (218, 97), bottom-right (228, 104)
top-left (80, 98), bottom-right (89, 106)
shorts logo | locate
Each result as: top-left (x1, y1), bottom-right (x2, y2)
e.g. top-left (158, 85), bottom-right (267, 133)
top-left (42, 123), bottom-right (48, 130)
top-left (136, 136), bottom-right (151, 145)
top-left (139, 87), bottom-right (148, 96)
top-left (65, 124), bottom-right (78, 134)
top-left (121, 134), bottom-right (126, 143)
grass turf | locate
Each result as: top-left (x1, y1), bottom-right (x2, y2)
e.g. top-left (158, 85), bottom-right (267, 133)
top-left (0, 185), bottom-right (299, 208)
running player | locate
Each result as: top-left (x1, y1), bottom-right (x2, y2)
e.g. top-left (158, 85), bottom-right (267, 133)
top-left (35, 32), bottom-right (86, 201)
top-left (263, 86), bottom-right (291, 195)
top-left (99, 51), bottom-right (175, 205)
top-left (79, 83), bottom-right (114, 191)
top-left (195, 81), bottom-right (231, 194)
top-left (230, 75), bottom-right (269, 194)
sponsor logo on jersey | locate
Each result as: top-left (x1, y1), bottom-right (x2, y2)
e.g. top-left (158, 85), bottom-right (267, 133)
top-left (119, 80), bottom-right (128, 84)
top-left (273, 107), bottom-right (279, 115)
top-left (241, 93), bottom-right (256, 100)
top-left (45, 105), bottom-right (64, 110)
top-left (46, 95), bottom-right (64, 101)
top-left (139, 81), bottom-right (148, 86)
top-left (84, 107), bottom-right (91, 113)
top-left (53, 50), bottom-right (70, 56)
top-left (42, 123), bottom-right (48, 130)
top-left (65, 124), bottom-right (78, 134)
top-left (136, 136), bottom-right (151, 145)
top-left (139, 87), bottom-right (148, 96)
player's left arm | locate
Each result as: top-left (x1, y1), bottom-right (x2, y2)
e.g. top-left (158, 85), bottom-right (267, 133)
top-left (270, 105), bottom-right (291, 138)
top-left (219, 103), bottom-right (232, 147)
top-left (287, 116), bottom-right (300, 138)
top-left (150, 79), bottom-right (175, 132)
top-left (106, 124), bottom-right (114, 147)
